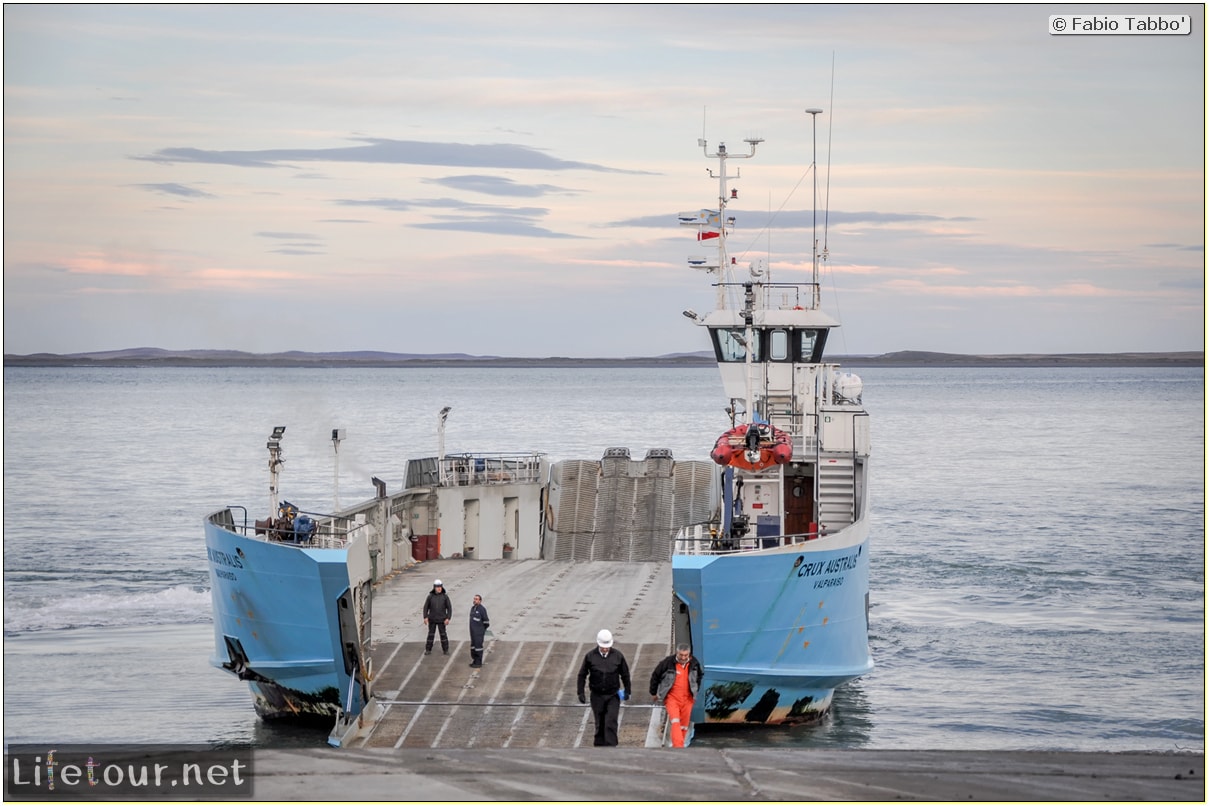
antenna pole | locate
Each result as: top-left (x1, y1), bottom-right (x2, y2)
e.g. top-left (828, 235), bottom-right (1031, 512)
top-left (437, 407), bottom-right (451, 485)
top-left (267, 426), bottom-right (286, 516)
top-left (700, 136), bottom-right (762, 310)
top-left (805, 109), bottom-right (823, 309)
top-left (332, 428), bottom-right (345, 510)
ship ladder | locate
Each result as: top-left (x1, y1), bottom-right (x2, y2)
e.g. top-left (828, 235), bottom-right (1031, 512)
top-left (817, 456), bottom-right (856, 532)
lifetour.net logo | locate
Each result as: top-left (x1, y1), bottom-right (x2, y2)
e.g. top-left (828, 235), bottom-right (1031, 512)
top-left (4, 744), bottom-right (253, 799)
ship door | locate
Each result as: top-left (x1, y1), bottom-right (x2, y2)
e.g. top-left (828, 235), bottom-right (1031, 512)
top-left (504, 496), bottom-right (519, 556)
top-left (463, 499), bottom-right (480, 557)
top-left (672, 594), bottom-right (693, 655)
top-left (784, 465), bottom-right (814, 536)
top-left (336, 580), bottom-right (372, 709)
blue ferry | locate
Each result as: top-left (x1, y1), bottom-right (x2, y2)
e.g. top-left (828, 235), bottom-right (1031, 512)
top-left (205, 429), bottom-right (550, 734)
top-left (204, 429), bottom-right (375, 724)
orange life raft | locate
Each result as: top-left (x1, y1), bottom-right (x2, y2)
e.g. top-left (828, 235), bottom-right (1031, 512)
top-left (710, 422), bottom-right (793, 472)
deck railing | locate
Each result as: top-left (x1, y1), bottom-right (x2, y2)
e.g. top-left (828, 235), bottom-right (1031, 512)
top-left (403, 452), bottom-right (548, 489)
top-left (673, 523), bottom-right (826, 555)
top-left (212, 507), bottom-right (363, 550)
top-left (438, 452), bottom-right (546, 488)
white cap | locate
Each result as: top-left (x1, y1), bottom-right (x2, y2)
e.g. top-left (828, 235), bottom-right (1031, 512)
top-left (596, 629), bottom-right (613, 648)
top-left (434, 579), bottom-right (443, 586)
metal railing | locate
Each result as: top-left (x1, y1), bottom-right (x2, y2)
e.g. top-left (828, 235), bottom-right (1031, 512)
top-left (715, 281), bottom-right (819, 310)
top-left (438, 452), bottom-right (546, 488)
top-left (673, 523), bottom-right (826, 555)
top-left (214, 507), bottom-right (365, 550)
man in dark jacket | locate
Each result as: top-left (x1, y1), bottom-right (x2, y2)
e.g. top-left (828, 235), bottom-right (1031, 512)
top-left (649, 644), bottom-right (704, 747)
top-left (576, 628), bottom-right (631, 746)
top-left (422, 579), bottom-right (452, 655)
top-left (468, 594), bottom-right (490, 667)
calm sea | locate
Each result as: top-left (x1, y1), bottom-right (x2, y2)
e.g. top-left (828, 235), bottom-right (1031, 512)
top-left (2, 365), bottom-right (1204, 753)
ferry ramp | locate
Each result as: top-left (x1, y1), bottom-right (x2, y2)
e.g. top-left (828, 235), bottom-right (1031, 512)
top-left (343, 558), bottom-right (673, 749)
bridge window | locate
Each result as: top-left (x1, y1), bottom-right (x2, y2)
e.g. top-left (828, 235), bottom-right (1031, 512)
top-left (713, 327), bottom-right (824, 363)
top-left (798, 330), bottom-right (823, 362)
top-left (769, 329), bottom-right (789, 361)
top-left (712, 328), bottom-right (761, 363)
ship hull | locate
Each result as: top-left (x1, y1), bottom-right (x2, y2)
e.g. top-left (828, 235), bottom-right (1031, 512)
top-left (673, 518), bottom-right (872, 725)
top-left (204, 513), bottom-right (370, 723)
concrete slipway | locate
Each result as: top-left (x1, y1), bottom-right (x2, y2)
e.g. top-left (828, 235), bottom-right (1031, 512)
top-left (241, 558), bottom-right (1203, 801)
top-left (245, 747), bottom-right (1202, 801)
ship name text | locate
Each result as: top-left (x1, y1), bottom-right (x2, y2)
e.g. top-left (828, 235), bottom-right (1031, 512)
top-left (207, 548), bottom-right (244, 569)
top-left (796, 551), bottom-right (860, 579)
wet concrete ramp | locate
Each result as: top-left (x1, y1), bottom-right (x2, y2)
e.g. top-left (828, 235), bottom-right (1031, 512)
top-left (357, 639), bottom-right (668, 748)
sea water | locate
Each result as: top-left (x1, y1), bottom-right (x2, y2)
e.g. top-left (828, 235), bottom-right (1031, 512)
top-left (2, 365), bottom-right (1203, 752)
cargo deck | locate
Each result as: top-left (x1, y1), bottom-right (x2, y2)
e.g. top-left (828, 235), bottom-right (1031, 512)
top-left (335, 558), bottom-right (673, 749)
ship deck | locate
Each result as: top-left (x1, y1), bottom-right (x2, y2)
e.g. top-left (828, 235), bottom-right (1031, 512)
top-left (339, 558), bottom-right (673, 749)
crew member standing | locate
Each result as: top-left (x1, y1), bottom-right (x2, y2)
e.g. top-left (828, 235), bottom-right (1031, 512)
top-left (422, 579), bottom-right (452, 655)
top-left (576, 629), bottom-right (631, 746)
top-left (649, 643), bottom-right (703, 747)
top-left (468, 594), bottom-right (490, 667)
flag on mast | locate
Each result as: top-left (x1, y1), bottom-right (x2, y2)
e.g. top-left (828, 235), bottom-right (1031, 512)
top-left (678, 209), bottom-right (720, 227)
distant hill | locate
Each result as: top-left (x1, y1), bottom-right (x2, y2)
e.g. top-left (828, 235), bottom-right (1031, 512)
top-left (3, 348), bottom-right (1203, 368)
top-left (841, 350), bottom-right (1205, 368)
top-left (13, 347), bottom-right (497, 362)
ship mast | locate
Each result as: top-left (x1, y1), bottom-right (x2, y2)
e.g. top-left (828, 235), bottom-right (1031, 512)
top-left (267, 426), bottom-right (285, 516)
top-left (699, 136), bottom-right (762, 311)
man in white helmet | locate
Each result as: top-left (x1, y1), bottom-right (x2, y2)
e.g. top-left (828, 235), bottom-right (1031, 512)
top-left (422, 579), bottom-right (452, 656)
top-left (575, 628), bottom-right (632, 746)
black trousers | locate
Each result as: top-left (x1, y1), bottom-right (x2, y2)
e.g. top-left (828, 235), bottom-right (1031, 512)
top-left (589, 691), bottom-right (620, 746)
top-left (425, 621), bottom-right (448, 651)
top-left (469, 629), bottom-right (485, 664)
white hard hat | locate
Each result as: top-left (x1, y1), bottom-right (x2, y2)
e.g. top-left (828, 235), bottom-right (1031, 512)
top-left (433, 579), bottom-right (443, 586)
top-left (596, 629), bottom-right (614, 648)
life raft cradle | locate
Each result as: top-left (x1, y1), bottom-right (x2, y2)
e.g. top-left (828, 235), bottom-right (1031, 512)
top-left (709, 422), bottom-right (793, 472)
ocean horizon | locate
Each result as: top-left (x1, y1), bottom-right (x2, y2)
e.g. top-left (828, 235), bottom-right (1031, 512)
top-left (4, 346), bottom-right (1203, 368)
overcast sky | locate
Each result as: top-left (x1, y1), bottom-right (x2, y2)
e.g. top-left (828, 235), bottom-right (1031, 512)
top-left (3, 4), bottom-right (1204, 357)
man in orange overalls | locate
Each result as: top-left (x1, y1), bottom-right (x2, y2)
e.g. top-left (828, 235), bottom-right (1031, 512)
top-left (648, 644), bottom-right (703, 747)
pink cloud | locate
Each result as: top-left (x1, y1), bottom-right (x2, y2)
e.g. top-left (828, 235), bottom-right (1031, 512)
top-left (880, 279), bottom-right (1133, 298)
top-left (60, 251), bottom-right (319, 292)
top-left (63, 253), bottom-right (165, 277)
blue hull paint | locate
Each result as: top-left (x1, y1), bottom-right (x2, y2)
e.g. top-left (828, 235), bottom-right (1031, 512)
top-left (205, 516), bottom-right (360, 722)
top-left (673, 524), bottom-right (872, 725)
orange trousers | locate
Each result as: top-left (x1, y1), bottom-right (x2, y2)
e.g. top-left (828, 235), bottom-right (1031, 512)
top-left (665, 693), bottom-right (694, 748)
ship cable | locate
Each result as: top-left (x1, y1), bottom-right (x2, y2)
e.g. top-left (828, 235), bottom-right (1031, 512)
top-left (375, 699), bottom-right (660, 708)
